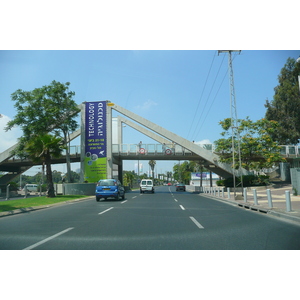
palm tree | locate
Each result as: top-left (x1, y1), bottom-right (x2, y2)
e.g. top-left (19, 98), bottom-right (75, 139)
top-left (148, 160), bottom-right (156, 179)
top-left (123, 171), bottom-right (134, 188)
top-left (25, 133), bottom-right (66, 197)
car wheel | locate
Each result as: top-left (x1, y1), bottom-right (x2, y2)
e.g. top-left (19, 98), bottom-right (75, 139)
top-left (115, 193), bottom-right (120, 200)
top-left (96, 196), bottom-right (100, 202)
top-left (122, 193), bottom-right (125, 200)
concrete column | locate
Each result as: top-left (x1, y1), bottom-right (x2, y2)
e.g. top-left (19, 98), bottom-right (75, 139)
top-left (243, 188), bottom-right (247, 203)
top-left (285, 190), bottom-right (292, 212)
top-left (80, 103), bottom-right (86, 183)
top-left (252, 189), bottom-right (258, 205)
top-left (106, 103), bottom-right (113, 179)
top-left (267, 189), bottom-right (273, 208)
top-left (118, 163), bottom-right (123, 183)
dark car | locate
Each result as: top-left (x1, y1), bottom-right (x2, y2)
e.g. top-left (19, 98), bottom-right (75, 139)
top-left (96, 179), bottom-right (125, 201)
top-left (176, 183), bottom-right (186, 191)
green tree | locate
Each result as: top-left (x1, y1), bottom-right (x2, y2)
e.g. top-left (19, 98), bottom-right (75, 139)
top-left (24, 133), bottom-right (66, 197)
top-left (214, 117), bottom-right (286, 171)
top-left (148, 160), bottom-right (156, 179)
top-left (123, 171), bottom-right (135, 188)
top-left (265, 57), bottom-right (300, 144)
top-left (173, 161), bottom-right (192, 184)
top-left (173, 161), bottom-right (208, 184)
top-left (5, 80), bottom-right (80, 182)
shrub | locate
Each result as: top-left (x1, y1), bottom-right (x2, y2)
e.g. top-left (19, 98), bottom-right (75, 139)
top-left (217, 175), bottom-right (270, 188)
top-left (8, 182), bottom-right (19, 191)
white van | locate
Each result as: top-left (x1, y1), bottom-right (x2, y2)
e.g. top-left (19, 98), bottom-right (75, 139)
top-left (140, 179), bottom-right (154, 194)
top-left (24, 184), bottom-right (38, 192)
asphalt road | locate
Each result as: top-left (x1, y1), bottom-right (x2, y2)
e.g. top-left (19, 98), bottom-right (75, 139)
top-left (1, 185), bottom-right (300, 250)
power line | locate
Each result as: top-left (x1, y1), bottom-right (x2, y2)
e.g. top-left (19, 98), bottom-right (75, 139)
top-left (187, 51), bottom-right (217, 140)
top-left (194, 52), bottom-right (240, 139)
top-left (195, 68), bottom-right (228, 138)
top-left (191, 53), bottom-right (226, 139)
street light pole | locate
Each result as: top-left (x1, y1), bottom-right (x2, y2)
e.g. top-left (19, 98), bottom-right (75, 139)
top-left (297, 56), bottom-right (300, 93)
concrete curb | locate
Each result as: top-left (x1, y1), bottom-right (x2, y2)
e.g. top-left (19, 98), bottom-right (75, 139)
top-left (0, 196), bottom-right (94, 218)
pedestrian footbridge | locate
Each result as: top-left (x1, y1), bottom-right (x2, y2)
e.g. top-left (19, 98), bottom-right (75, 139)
top-left (0, 101), bottom-right (294, 185)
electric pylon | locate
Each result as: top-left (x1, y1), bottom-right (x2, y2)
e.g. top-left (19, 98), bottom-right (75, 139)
top-left (218, 50), bottom-right (243, 197)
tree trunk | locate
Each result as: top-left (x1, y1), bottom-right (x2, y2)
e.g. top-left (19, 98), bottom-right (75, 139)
top-left (45, 154), bottom-right (55, 198)
top-left (64, 130), bottom-right (73, 183)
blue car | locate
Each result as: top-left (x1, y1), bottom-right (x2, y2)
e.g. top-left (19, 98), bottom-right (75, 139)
top-left (96, 179), bottom-right (125, 201)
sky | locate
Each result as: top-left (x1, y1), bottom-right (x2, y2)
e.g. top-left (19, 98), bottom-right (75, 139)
top-left (1, 1), bottom-right (299, 177)
top-left (1, 50), bottom-right (300, 175)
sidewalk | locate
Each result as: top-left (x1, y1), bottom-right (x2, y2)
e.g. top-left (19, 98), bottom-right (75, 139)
top-left (194, 184), bottom-right (300, 224)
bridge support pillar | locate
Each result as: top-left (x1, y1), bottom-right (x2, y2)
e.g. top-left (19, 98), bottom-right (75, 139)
top-left (118, 164), bottom-right (123, 183)
top-left (106, 104), bottom-right (113, 179)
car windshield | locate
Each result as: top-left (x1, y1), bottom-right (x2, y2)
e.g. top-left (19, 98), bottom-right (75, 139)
top-left (98, 180), bottom-right (115, 186)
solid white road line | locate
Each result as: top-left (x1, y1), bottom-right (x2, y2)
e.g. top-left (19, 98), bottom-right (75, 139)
top-left (189, 216), bottom-right (204, 229)
top-left (98, 207), bottom-right (114, 215)
top-left (179, 205), bottom-right (185, 210)
top-left (23, 227), bottom-right (74, 250)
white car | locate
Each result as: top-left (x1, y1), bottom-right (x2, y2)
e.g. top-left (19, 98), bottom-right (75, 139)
top-left (140, 179), bottom-right (154, 193)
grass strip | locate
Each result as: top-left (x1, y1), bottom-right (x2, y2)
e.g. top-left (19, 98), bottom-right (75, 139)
top-left (0, 195), bottom-right (90, 212)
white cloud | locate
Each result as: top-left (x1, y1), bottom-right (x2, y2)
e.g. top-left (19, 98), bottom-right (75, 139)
top-left (0, 114), bottom-right (22, 153)
top-left (194, 139), bottom-right (212, 145)
top-left (134, 99), bottom-right (158, 112)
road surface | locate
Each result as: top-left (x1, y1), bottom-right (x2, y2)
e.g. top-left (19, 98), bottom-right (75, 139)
top-left (1, 186), bottom-right (300, 250)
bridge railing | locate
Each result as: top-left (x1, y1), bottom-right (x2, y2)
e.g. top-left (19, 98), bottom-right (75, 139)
top-left (279, 145), bottom-right (300, 157)
top-left (112, 143), bottom-right (215, 156)
top-left (7, 145), bottom-right (81, 162)
top-left (62, 145), bottom-right (81, 156)
top-left (5, 144), bottom-right (297, 161)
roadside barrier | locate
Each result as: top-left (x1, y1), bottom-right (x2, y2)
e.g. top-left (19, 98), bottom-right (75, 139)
top-left (201, 186), bottom-right (294, 213)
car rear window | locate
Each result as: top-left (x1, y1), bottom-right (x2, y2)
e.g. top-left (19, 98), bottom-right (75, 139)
top-left (98, 180), bottom-right (115, 186)
top-left (141, 180), bottom-right (152, 185)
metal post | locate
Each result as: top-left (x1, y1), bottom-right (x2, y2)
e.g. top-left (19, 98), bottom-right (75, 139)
top-left (253, 189), bottom-right (258, 205)
top-left (267, 189), bottom-right (273, 208)
top-left (24, 185), bottom-right (27, 198)
top-left (227, 187), bottom-right (230, 199)
top-left (218, 188), bottom-right (220, 197)
top-left (222, 187), bottom-right (224, 198)
top-left (285, 190), bottom-right (292, 212)
top-left (6, 184), bottom-right (10, 200)
top-left (243, 188), bottom-right (247, 203)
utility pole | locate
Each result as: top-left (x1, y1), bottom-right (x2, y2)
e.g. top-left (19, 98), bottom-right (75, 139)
top-left (297, 56), bottom-right (300, 93)
top-left (218, 50), bottom-right (243, 197)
